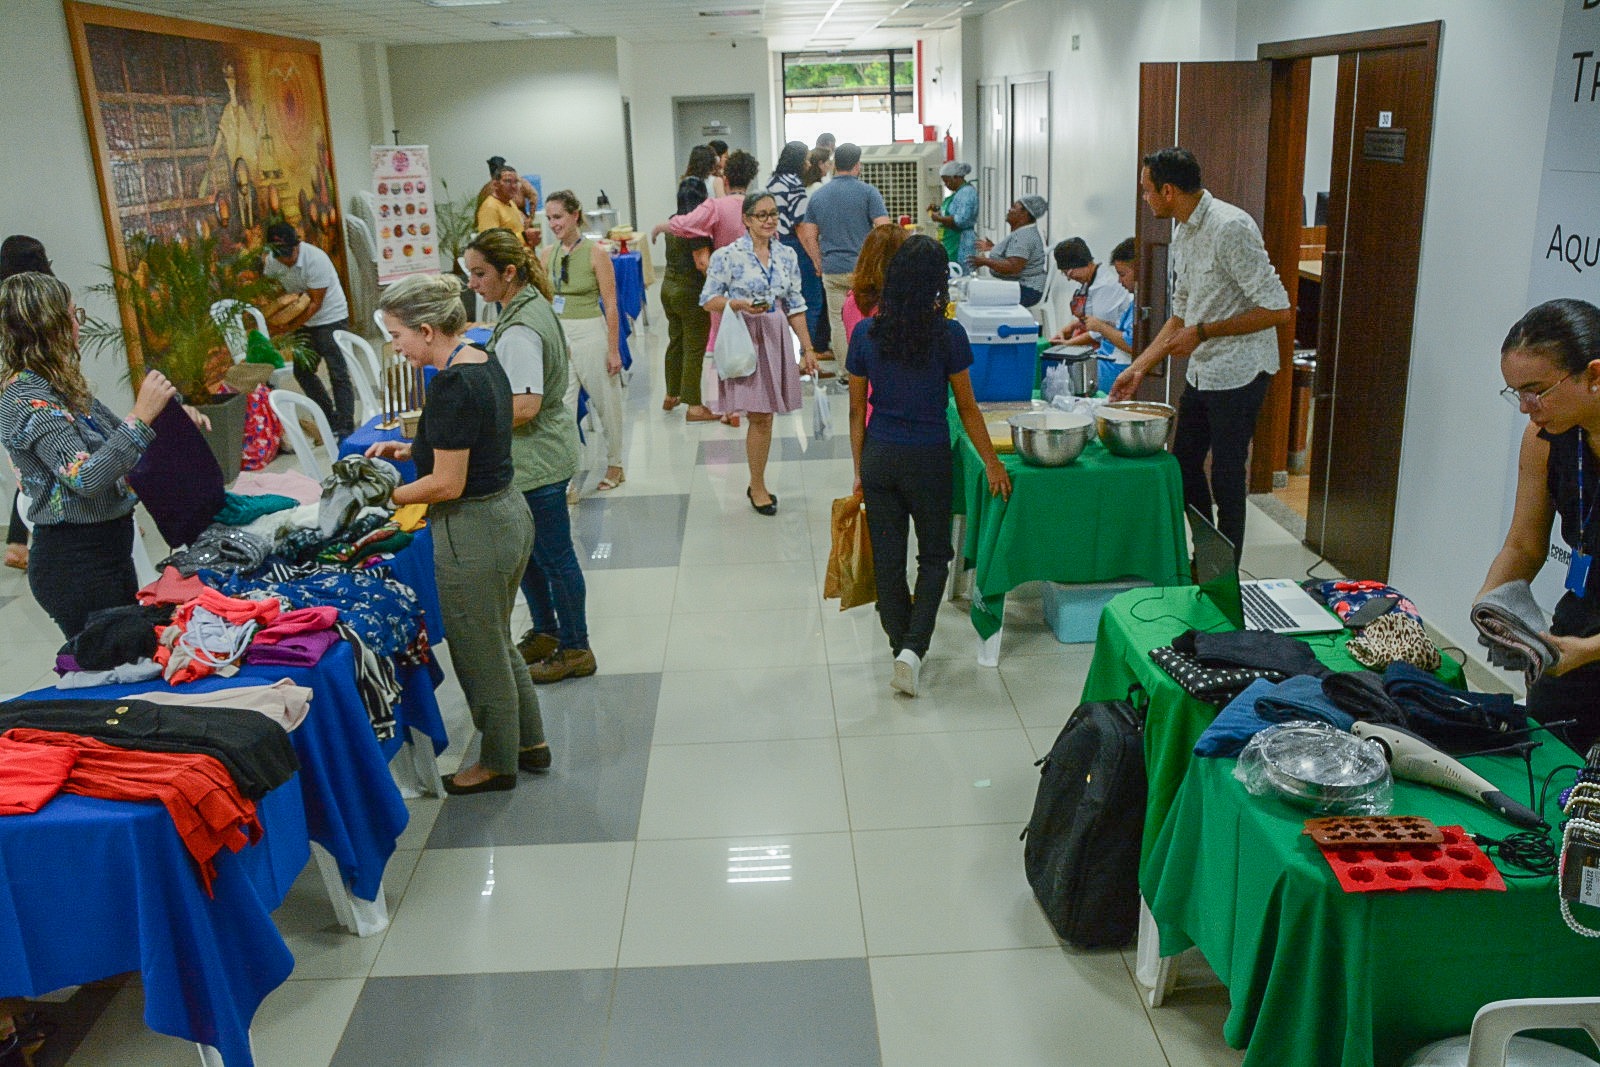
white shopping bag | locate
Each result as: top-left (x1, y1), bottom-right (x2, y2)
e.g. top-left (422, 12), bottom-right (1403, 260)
top-left (812, 383), bottom-right (833, 439)
top-left (711, 310), bottom-right (758, 380)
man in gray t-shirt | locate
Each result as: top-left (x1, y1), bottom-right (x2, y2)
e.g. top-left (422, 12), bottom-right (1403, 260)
top-left (795, 143), bottom-right (889, 355)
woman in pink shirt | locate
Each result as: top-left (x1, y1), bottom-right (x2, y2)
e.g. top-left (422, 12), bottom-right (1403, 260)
top-left (654, 150), bottom-right (759, 251)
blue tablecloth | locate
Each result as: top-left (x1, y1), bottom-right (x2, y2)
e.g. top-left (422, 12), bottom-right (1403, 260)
top-left (384, 523), bottom-right (444, 646)
top-left (0, 779), bottom-right (308, 1067)
top-left (613, 251), bottom-right (643, 372)
top-left (21, 638), bottom-right (445, 902)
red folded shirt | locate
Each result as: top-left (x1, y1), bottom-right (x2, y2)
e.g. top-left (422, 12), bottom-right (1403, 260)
top-left (251, 605), bottom-right (338, 644)
top-left (0, 735), bottom-right (77, 814)
top-left (4, 728), bottom-right (262, 895)
top-left (135, 565), bottom-right (208, 607)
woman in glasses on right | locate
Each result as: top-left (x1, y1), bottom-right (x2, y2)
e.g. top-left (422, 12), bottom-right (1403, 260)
top-left (1478, 298), bottom-right (1600, 748)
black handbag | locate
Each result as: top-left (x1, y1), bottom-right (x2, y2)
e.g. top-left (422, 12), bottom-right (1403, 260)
top-left (1021, 686), bottom-right (1148, 948)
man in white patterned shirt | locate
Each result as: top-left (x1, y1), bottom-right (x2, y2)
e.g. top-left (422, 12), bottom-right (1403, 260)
top-left (1111, 147), bottom-right (1293, 558)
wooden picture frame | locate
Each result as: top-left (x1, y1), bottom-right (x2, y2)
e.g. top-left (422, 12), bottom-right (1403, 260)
top-left (63, 1), bottom-right (346, 378)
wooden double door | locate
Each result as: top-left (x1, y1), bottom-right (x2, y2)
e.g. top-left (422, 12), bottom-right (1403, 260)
top-left (1135, 24), bottom-right (1439, 581)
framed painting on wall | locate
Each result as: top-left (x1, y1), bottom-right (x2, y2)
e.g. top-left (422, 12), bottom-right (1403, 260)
top-left (64, 1), bottom-right (346, 378)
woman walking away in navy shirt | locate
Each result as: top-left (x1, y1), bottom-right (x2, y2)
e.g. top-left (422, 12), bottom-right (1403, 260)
top-left (846, 235), bottom-right (1011, 697)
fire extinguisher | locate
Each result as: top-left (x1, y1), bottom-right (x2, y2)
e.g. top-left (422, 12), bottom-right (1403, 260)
top-left (943, 129), bottom-right (955, 163)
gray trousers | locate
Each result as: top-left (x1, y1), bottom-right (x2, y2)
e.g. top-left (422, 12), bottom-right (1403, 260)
top-left (433, 487), bottom-right (545, 774)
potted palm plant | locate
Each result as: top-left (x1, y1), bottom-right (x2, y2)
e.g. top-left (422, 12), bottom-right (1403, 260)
top-left (82, 233), bottom-right (307, 477)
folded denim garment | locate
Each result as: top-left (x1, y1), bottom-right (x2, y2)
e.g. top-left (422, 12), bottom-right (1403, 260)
top-left (1253, 674), bottom-right (1356, 732)
top-left (1194, 678), bottom-right (1282, 757)
top-left (1471, 580), bottom-right (1559, 687)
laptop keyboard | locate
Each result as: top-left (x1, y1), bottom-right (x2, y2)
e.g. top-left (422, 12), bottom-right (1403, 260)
top-left (1240, 583), bottom-right (1298, 631)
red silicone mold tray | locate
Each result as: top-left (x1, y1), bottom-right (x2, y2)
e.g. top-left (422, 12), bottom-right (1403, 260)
top-left (1317, 825), bottom-right (1506, 894)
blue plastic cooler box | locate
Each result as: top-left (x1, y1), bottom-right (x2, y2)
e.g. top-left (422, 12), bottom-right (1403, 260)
top-left (956, 302), bottom-right (1041, 402)
top-left (1041, 578), bottom-right (1153, 643)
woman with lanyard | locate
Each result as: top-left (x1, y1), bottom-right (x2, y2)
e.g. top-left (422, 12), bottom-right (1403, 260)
top-left (766, 142), bottom-right (826, 363)
top-left (464, 228), bottom-right (595, 686)
top-left (926, 161), bottom-right (978, 268)
top-left (1479, 298), bottom-right (1600, 749)
top-left (542, 190), bottom-right (625, 502)
top-left (0, 272), bottom-right (207, 638)
top-left (365, 274), bottom-right (549, 793)
top-left (699, 191), bottom-right (819, 515)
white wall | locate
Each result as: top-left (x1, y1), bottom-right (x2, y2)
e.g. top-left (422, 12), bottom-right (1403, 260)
top-left (387, 38), bottom-right (629, 232)
top-left (975, 0), bottom-right (1231, 267)
top-left (920, 25), bottom-right (965, 150)
top-left (0, 2), bottom-right (136, 408)
top-left (618, 36), bottom-right (777, 234)
top-left (320, 39), bottom-right (383, 223)
top-left (1230, 0), bottom-right (1565, 662)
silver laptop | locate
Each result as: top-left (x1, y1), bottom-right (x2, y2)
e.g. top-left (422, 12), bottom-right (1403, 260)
top-left (1189, 507), bottom-right (1342, 635)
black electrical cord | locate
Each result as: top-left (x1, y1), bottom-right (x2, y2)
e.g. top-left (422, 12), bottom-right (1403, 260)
top-left (1472, 763), bottom-right (1584, 878)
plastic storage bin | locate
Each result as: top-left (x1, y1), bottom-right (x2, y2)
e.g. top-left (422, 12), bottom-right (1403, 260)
top-left (1042, 578), bottom-right (1153, 643)
top-left (957, 303), bottom-right (1041, 401)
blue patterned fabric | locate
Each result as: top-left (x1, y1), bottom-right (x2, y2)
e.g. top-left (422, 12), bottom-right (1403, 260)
top-left (201, 564), bottom-right (423, 659)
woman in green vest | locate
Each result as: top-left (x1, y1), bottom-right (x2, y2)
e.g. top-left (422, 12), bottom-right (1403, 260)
top-left (465, 229), bottom-right (596, 686)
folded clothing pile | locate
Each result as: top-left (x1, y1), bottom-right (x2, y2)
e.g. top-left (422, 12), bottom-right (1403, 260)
top-left (319, 456), bottom-right (400, 538)
top-left (1150, 628), bottom-right (1328, 706)
top-left (245, 605), bottom-right (341, 668)
top-left (1470, 580), bottom-right (1560, 687)
top-left (156, 589), bottom-right (282, 684)
top-left (1194, 676), bottom-right (1356, 757)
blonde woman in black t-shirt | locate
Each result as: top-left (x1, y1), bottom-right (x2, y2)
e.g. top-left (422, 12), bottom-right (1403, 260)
top-left (366, 274), bottom-right (550, 793)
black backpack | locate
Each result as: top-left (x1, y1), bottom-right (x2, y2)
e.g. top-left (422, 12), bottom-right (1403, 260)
top-left (1021, 688), bottom-right (1148, 948)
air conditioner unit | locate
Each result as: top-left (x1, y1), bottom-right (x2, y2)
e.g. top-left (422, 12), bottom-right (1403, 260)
top-left (858, 142), bottom-right (946, 235)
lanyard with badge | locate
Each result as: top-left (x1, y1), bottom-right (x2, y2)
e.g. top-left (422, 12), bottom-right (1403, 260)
top-left (750, 246), bottom-right (778, 310)
top-left (1570, 428), bottom-right (1600, 596)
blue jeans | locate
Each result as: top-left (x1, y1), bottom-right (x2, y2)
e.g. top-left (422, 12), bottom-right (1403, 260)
top-left (520, 480), bottom-right (590, 650)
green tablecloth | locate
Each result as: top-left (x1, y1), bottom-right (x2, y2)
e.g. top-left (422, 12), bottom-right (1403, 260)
top-left (949, 407), bottom-right (1188, 639)
top-left (1146, 747), bottom-right (1600, 1067)
top-left (1077, 587), bottom-right (1590, 1067)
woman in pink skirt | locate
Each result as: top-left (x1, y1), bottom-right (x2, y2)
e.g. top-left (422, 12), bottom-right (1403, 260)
top-left (699, 192), bottom-right (820, 515)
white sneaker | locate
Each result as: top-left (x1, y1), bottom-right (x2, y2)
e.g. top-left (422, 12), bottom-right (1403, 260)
top-left (891, 649), bottom-right (921, 697)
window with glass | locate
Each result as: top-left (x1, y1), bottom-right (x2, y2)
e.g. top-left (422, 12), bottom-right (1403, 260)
top-left (782, 50), bottom-right (915, 149)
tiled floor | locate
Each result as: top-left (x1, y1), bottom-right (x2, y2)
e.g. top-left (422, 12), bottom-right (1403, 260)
top-left (29, 302), bottom-right (1330, 1067)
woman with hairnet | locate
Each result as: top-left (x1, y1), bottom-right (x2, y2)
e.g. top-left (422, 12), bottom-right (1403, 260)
top-left (926, 161), bottom-right (978, 268)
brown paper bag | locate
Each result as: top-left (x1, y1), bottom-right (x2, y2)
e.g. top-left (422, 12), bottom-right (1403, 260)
top-left (825, 492), bottom-right (876, 611)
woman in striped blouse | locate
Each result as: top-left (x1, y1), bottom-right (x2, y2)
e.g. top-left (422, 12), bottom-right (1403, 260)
top-left (0, 272), bottom-right (188, 637)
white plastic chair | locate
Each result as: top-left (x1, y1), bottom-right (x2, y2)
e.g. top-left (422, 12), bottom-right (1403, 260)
top-left (268, 390), bottom-right (337, 482)
top-left (209, 299), bottom-right (270, 363)
top-left (333, 329), bottom-right (383, 425)
top-left (372, 308), bottom-right (392, 342)
top-left (1402, 999), bottom-right (1600, 1067)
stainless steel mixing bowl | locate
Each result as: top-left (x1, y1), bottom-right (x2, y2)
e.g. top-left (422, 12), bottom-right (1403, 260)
top-left (1008, 411), bottom-right (1094, 467)
top-left (1095, 401), bottom-right (1176, 458)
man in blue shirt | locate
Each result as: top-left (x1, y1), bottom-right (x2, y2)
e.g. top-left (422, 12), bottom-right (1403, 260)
top-left (796, 143), bottom-right (889, 356)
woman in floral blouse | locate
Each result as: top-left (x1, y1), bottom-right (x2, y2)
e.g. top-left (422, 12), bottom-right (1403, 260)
top-left (699, 191), bottom-right (820, 515)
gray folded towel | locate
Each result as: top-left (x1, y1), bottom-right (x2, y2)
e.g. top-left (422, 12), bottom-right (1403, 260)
top-left (1470, 580), bottom-right (1559, 686)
